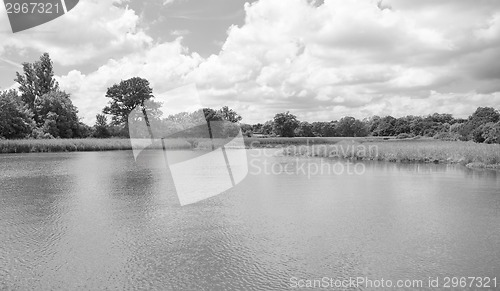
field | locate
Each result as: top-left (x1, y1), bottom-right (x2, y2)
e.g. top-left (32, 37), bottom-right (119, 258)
top-left (1, 137), bottom-right (499, 169)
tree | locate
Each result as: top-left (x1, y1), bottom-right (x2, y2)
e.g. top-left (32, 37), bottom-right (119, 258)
top-left (15, 53), bottom-right (59, 110)
top-left (374, 116), bottom-right (396, 136)
top-left (273, 112), bottom-right (299, 137)
top-left (0, 90), bottom-right (34, 139)
top-left (460, 107), bottom-right (500, 141)
top-left (94, 114), bottom-right (110, 138)
top-left (218, 106), bottom-right (242, 123)
top-left (336, 116), bottom-right (368, 137)
top-left (295, 121), bottom-right (315, 137)
top-left (365, 115), bottom-right (381, 134)
top-left (34, 91), bottom-right (80, 138)
top-left (480, 122), bottom-right (500, 144)
top-left (103, 77), bottom-right (158, 127)
top-left (261, 120), bottom-right (274, 135)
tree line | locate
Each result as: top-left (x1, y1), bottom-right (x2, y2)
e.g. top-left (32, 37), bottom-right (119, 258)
top-left (246, 108), bottom-right (500, 144)
top-left (1, 52), bottom-right (499, 144)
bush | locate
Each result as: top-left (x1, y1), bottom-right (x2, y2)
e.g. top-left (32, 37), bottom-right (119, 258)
top-left (433, 132), bottom-right (461, 141)
top-left (396, 133), bottom-right (415, 139)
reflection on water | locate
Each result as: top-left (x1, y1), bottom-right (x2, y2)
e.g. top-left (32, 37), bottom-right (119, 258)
top-left (1, 150), bottom-right (499, 290)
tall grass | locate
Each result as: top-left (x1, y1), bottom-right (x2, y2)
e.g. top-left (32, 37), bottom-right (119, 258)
top-left (4, 137), bottom-right (499, 169)
top-left (243, 136), bottom-right (394, 147)
top-left (0, 139), bottom-right (134, 153)
top-left (283, 139), bottom-right (500, 169)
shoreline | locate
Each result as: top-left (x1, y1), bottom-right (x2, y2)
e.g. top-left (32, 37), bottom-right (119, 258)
top-left (280, 140), bottom-right (500, 170)
top-left (1, 138), bottom-right (500, 170)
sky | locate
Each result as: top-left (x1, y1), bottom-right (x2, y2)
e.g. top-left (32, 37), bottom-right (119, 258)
top-left (1, 0), bottom-right (500, 124)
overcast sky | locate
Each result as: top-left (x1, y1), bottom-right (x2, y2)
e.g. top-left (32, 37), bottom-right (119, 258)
top-left (1, 0), bottom-right (500, 124)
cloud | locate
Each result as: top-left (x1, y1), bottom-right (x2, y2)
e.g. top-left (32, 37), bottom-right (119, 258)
top-left (57, 39), bottom-right (202, 123)
top-left (6, 0), bottom-right (500, 125)
top-left (1, 0), bottom-right (152, 66)
top-left (183, 0), bottom-right (500, 122)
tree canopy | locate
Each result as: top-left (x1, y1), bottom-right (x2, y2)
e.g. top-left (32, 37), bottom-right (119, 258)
top-left (15, 53), bottom-right (59, 110)
top-left (103, 77), bottom-right (159, 126)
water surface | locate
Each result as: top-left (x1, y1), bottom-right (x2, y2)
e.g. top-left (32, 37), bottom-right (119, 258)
top-left (1, 150), bottom-right (499, 290)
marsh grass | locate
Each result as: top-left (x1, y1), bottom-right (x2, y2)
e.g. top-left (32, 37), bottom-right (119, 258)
top-left (0, 138), bottom-right (193, 153)
top-left (3, 137), bottom-right (499, 169)
top-left (283, 139), bottom-right (500, 169)
top-left (243, 136), bottom-right (393, 147)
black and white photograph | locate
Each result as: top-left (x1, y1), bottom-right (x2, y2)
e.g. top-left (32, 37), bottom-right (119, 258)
top-left (1, 0), bottom-right (499, 290)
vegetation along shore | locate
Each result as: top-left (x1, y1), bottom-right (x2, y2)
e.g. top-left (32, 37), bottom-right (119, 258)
top-left (1, 53), bottom-right (500, 170)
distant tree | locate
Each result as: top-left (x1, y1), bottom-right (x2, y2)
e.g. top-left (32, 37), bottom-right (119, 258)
top-left (336, 116), bottom-right (368, 137)
top-left (218, 106), bottom-right (242, 123)
top-left (393, 117), bottom-right (411, 135)
top-left (374, 116), bottom-right (397, 136)
top-left (252, 123), bottom-right (263, 133)
top-left (273, 112), bottom-right (300, 137)
top-left (295, 121), bottom-right (315, 137)
top-left (103, 77), bottom-right (159, 127)
top-left (365, 115), bottom-right (381, 134)
top-left (430, 113), bottom-right (455, 124)
top-left (93, 114), bottom-right (110, 138)
top-left (480, 122), bottom-right (500, 144)
top-left (460, 107), bottom-right (500, 141)
top-left (202, 108), bottom-right (222, 122)
top-left (0, 90), bottom-right (34, 139)
top-left (261, 120), bottom-right (274, 135)
top-left (15, 53), bottom-right (59, 111)
top-left (240, 123), bottom-right (253, 137)
top-left (77, 122), bottom-right (93, 138)
top-left (34, 91), bottom-right (80, 138)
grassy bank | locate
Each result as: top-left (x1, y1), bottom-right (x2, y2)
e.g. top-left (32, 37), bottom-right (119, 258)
top-left (283, 139), bottom-right (500, 169)
top-left (0, 136), bottom-right (392, 154)
top-left (0, 139), bottom-right (134, 153)
top-left (2, 137), bottom-right (500, 170)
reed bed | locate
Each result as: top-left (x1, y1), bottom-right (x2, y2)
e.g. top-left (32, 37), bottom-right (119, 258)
top-left (3, 137), bottom-right (499, 170)
top-left (0, 138), bottom-right (194, 153)
top-left (283, 139), bottom-right (500, 169)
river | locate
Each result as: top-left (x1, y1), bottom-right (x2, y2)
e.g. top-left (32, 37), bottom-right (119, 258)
top-left (1, 149), bottom-right (499, 290)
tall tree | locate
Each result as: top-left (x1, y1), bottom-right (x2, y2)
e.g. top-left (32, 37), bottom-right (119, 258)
top-left (336, 116), bottom-right (368, 137)
top-left (34, 91), bottom-right (80, 138)
top-left (0, 90), bottom-right (34, 139)
top-left (94, 114), bottom-right (110, 138)
top-left (218, 106), bottom-right (242, 123)
top-left (295, 121), bottom-right (315, 137)
top-left (273, 111), bottom-right (299, 137)
top-left (103, 77), bottom-right (159, 129)
top-left (15, 53), bottom-right (59, 110)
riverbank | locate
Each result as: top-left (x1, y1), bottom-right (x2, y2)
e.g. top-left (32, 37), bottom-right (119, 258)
top-left (0, 136), bottom-right (392, 154)
top-left (2, 138), bottom-right (500, 170)
top-left (282, 139), bottom-right (500, 169)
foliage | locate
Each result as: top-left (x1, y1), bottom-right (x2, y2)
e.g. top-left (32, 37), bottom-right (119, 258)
top-left (0, 90), bottom-right (34, 139)
top-left (103, 77), bottom-right (160, 126)
top-left (336, 116), bottom-right (368, 137)
top-left (94, 114), bottom-right (110, 138)
top-left (295, 121), bottom-right (315, 137)
top-left (283, 139), bottom-right (500, 168)
top-left (34, 91), bottom-right (80, 138)
top-left (218, 106), bottom-right (242, 123)
top-left (273, 111), bottom-right (299, 137)
top-left (15, 53), bottom-right (59, 110)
